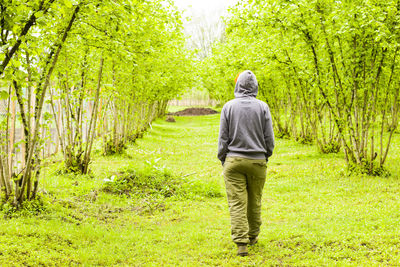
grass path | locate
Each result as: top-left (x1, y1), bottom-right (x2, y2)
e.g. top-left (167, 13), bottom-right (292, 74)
top-left (1, 112), bottom-right (400, 266)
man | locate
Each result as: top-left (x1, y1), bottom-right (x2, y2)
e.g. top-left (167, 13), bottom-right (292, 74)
top-left (218, 70), bottom-right (275, 256)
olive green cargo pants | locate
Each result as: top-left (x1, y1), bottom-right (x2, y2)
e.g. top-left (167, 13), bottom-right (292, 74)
top-left (223, 157), bottom-right (267, 244)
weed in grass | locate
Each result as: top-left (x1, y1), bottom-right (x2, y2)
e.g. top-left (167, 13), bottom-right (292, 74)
top-left (103, 139), bottom-right (127, 156)
top-left (1, 196), bottom-right (48, 218)
top-left (347, 160), bottom-right (391, 177)
top-left (102, 167), bottom-right (222, 200)
top-left (319, 140), bottom-right (341, 154)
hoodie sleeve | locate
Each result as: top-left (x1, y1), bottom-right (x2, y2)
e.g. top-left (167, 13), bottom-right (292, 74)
top-left (218, 106), bottom-right (229, 165)
top-left (264, 105), bottom-right (275, 160)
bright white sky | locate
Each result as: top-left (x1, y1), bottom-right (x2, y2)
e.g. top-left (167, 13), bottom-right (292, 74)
top-left (173, 0), bottom-right (239, 54)
top-left (173, 0), bottom-right (238, 17)
top-left (173, 0), bottom-right (239, 25)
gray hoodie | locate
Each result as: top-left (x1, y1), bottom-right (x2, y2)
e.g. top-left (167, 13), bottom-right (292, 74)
top-left (218, 70), bottom-right (275, 165)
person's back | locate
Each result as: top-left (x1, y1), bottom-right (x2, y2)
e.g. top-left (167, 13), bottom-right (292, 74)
top-left (218, 71), bottom-right (274, 165)
top-left (218, 70), bottom-right (274, 257)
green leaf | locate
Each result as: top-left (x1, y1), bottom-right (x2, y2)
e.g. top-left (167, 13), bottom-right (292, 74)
top-left (0, 90), bottom-right (9, 100)
top-left (63, 0), bottom-right (73, 8)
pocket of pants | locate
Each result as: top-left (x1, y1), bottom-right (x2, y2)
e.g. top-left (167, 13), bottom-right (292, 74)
top-left (225, 157), bottom-right (235, 164)
top-left (253, 162), bottom-right (267, 168)
top-left (225, 157), bottom-right (243, 164)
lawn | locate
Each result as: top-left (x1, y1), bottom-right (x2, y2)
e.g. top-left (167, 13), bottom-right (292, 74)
top-left (1, 110), bottom-right (400, 266)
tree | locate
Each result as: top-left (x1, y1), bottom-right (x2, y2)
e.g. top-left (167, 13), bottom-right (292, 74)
top-left (0, 0), bottom-right (195, 205)
top-left (202, 0), bottom-right (400, 174)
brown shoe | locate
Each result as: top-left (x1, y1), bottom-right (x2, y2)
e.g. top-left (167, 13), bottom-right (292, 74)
top-left (236, 243), bottom-right (248, 256)
top-left (249, 236), bottom-right (258, 246)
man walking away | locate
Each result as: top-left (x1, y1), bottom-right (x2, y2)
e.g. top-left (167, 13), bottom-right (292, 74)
top-left (218, 70), bottom-right (275, 256)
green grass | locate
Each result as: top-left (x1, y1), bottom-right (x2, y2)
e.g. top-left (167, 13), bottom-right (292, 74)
top-left (1, 111), bottom-right (400, 266)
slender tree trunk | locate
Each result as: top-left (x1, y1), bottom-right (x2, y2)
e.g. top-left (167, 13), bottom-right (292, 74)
top-left (16, 5), bottom-right (80, 204)
top-left (49, 88), bottom-right (65, 153)
top-left (83, 57), bottom-right (104, 174)
top-left (8, 92), bottom-right (16, 179)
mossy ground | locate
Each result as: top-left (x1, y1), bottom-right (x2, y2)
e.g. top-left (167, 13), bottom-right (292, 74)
top-left (1, 108), bottom-right (400, 266)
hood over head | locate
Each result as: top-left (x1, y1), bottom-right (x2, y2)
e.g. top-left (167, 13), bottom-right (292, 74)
top-left (234, 70), bottom-right (258, 98)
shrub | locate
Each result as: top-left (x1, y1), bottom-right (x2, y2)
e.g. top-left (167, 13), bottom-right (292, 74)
top-left (276, 128), bottom-right (291, 139)
top-left (0, 196), bottom-right (48, 218)
top-left (102, 168), bottom-right (222, 200)
top-left (103, 140), bottom-right (127, 156)
top-left (348, 160), bottom-right (390, 177)
top-left (319, 140), bottom-right (341, 154)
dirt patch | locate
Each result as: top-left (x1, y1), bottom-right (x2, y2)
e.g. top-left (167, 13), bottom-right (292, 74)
top-left (165, 116), bottom-right (176, 122)
top-left (168, 107), bottom-right (218, 116)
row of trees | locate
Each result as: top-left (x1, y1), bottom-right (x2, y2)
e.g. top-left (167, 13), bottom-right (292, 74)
top-left (202, 0), bottom-right (400, 174)
top-left (0, 0), bottom-right (194, 205)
